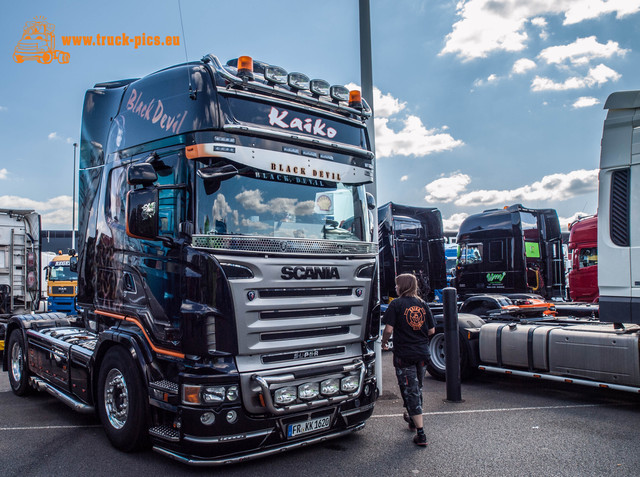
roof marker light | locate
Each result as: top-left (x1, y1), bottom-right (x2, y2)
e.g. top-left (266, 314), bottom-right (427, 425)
top-left (288, 72), bottom-right (310, 91)
top-left (349, 90), bottom-right (363, 109)
top-left (237, 56), bottom-right (254, 80)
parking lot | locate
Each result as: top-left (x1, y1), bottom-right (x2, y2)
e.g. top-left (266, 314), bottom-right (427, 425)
top-left (1, 350), bottom-right (639, 476)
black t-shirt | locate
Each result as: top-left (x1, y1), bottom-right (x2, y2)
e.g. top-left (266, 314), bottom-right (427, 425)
top-left (382, 296), bottom-right (435, 363)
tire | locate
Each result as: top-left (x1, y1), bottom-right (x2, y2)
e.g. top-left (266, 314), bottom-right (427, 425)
top-left (97, 346), bottom-right (149, 452)
top-left (426, 329), bottom-right (475, 381)
top-left (7, 331), bottom-right (31, 396)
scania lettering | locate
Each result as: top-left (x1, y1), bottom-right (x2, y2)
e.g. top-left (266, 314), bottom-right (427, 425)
top-left (3, 54), bottom-right (379, 465)
top-left (426, 91), bottom-right (640, 394)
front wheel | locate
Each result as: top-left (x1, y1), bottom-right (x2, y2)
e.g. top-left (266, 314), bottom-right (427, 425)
top-left (97, 346), bottom-right (149, 452)
top-left (426, 329), bottom-right (475, 381)
top-left (8, 331), bottom-right (31, 395)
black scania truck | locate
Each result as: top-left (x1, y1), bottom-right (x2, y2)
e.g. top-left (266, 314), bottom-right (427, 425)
top-left (454, 204), bottom-right (565, 300)
top-left (3, 55), bottom-right (379, 465)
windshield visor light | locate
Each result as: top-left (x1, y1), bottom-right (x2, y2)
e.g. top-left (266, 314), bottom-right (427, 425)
top-left (237, 55), bottom-right (254, 80)
top-left (310, 79), bottom-right (330, 96)
top-left (341, 375), bottom-right (360, 393)
top-left (264, 65), bottom-right (288, 84)
top-left (274, 386), bottom-right (297, 405)
top-left (202, 386), bottom-right (226, 403)
top-left (288, 72), bottom-right (310, 90)
top-left (330, 85), bottom-right (350, 102)
top-left (298, 382), bottom-right (320, 400)
top-left (320, 378), bottom-right (340, 396)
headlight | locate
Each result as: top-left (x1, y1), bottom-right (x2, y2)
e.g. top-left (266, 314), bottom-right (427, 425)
top-left (202, 386), bottom-right (226, 403)
top-left (274, 386), bottom-right (297, 405)
top-left (320, 378), bottom-right (340, 396)
top-left (298, 382), bottom-right (319, 400)
top-left (341, 375), bottom-right (360, 393)
top-left (226, 385), bottom-right (239, 402)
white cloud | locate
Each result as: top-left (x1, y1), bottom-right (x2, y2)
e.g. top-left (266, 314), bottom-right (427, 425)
top-left (442, 212), bottom-right (469, 233)
top-left (424, 173), bottom-right (471, 202)
top-left (423, 169), bottom-right (598, 207)
top-left (400, 175), bottom-right (409, 182)
top-left (345, 84), bottom-right (463, 158)
top-left (474, 73), bottom-right (501, 87)
top-left (538, 36), bottom-right (628, 66)
top-left (530, 16), bottom-right (549, 40)
top-left (454, 169), bottom-right (598, 206)
top-left (375, 115), bottom-right (464, 158)
top-left (512, 58), bottom-right (537, 74)
top-left (531, 63), bottom-right (620, 91)
top-left (563, 0), bottom-right (640, 25)
top-left (558, 212), bottom-right (595, 231)
top-left (572, 96), bottom-right (600, 108)
top-left (0, 195), bottom-right (73, 228)
top-left (440, 0), bottom-right (640, 61)
top-left (0, 169), bottom-right (7, 180)
top-left (0, 106), bottom-right (7, 111)
top-left (48, 132), bottom-right (75, 144)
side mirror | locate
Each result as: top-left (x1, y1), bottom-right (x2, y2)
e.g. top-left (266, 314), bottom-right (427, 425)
top-left (69, 256), bottom-right (78, 273)
top-left (44, 265), bottom-right (50, 280)
top-left (128, 162), bottom-right (158, 186)
top-left (366, 192), bottom-right (376, 211)
top-left (126, 188), bottom-right (159, 239)
top-left (197, 164), bottom-right (238, 194)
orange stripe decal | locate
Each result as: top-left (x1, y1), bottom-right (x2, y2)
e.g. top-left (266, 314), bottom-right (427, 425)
top-left (95, 310), bottom-right (185, 359)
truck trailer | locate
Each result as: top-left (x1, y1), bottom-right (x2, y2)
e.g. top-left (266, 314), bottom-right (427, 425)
top-left (3, 54), bottom-right (379, 465)
top-left (426, 91), bottom-right (640, 393)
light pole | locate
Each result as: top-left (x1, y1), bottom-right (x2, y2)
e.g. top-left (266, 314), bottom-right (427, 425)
top-left (72, 142), bottom-right (77, 250)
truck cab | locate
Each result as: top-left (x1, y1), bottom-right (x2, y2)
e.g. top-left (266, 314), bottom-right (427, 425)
top-left (567, 215), bottom-right (598, 303)
top-left (45, 251), bottom-right (77, 314)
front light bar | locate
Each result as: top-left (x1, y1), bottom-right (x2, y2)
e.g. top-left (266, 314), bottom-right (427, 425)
top-left (252, 360), bottom-right (366, 415)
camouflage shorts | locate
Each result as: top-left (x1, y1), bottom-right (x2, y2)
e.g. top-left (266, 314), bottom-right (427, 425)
top-left (394, 360), bottom-right (426, 417)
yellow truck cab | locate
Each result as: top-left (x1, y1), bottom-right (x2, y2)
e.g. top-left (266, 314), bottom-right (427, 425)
top-left (45, 251), bottom-right (77, 314)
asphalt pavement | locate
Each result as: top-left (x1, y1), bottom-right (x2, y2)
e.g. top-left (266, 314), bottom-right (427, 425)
top-left (1, 351), bottom-right (639, 476)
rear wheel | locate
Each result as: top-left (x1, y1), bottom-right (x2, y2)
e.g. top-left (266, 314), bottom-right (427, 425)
top-left (97, 347), bottom-right (149, 452)
top-left (8, 331), bottom-right (31, 396)
top-left (426, 329), bottom-right (475, 381)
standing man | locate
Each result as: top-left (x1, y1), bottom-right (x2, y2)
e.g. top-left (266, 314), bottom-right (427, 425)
top-left (381, 273), bottom-right (436, 447)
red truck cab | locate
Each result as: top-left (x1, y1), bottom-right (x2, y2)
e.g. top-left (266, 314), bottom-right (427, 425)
top-left (567, 215), bottom-right (598, 302)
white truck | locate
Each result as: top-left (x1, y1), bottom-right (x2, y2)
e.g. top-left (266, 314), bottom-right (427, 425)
top-left (427, 90), bottom-right (640, 393)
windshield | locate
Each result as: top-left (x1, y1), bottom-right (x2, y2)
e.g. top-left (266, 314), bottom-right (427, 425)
top-left (48, 264), bottom-right (77, 281)
top-left (195, 163), bottom-right (369, 242)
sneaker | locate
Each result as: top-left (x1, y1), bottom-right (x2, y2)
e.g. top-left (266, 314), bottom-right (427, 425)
top-left (403, 412), bottom-right (416, 431)
top-left (413, 433), bottom-right (428, 447)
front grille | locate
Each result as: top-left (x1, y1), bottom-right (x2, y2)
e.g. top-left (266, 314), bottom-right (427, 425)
top-left (193, 235), bottom-right (377, 256)
top-left (260, 306), bottom-right (351, 320)
top-left (259, 287), bottom-right (352, 298)
top-left (261, 346), bottom-right (346, 364)
top-left (260, 326), bottom-right (350, 341)
top-left (52, 286), bottom-right (74, 295)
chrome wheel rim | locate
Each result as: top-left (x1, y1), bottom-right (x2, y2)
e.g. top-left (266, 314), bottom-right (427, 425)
top-left (104, 368), bottom-right (129, 430)
top-left (429, 333), bottom-right (446, 371)
top-left (10, 341), bottom-right (23, 383)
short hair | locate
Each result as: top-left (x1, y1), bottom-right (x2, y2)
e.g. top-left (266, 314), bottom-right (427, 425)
top-left (396, 273), bottom-right (419, 298)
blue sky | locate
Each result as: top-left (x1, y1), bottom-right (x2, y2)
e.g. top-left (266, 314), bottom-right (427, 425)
top-left (2, 0), bottom-right (640, 231)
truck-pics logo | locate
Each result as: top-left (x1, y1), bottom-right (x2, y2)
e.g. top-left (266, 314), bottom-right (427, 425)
top-left (14, 17), bottom-right (70, 64)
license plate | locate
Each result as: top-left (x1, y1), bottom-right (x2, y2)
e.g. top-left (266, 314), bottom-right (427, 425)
top-left (287, 416), bottom-right (331, 438)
